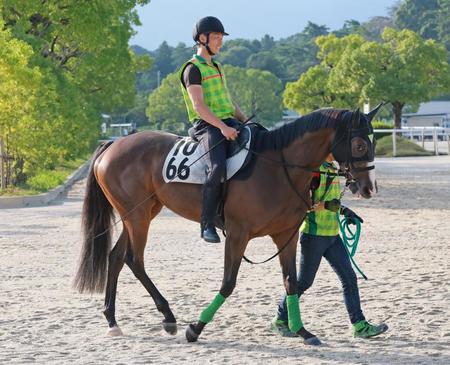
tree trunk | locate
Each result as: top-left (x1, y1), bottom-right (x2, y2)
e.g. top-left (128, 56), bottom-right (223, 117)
top-left (0, 137), bottom-right (4, 190)
top-left (392, 101), bottom-right (404, 129)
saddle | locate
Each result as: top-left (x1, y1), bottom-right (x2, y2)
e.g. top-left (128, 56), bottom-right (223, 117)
top-left (162, 124), bottom-right (258, 184)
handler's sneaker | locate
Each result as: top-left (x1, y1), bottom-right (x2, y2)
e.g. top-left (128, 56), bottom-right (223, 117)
top-left (270, 316), bottom-right (297, 338)
top-left (353, 320), bottom-right (388, 338)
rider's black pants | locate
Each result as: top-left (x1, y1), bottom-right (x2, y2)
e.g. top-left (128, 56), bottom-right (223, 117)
top-left (193, 118), bottom-right (240, 226)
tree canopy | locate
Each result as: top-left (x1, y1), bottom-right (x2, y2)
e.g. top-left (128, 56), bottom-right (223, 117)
top-left (284, 28), bottom-right (450, 127)
top-left (0, 0), bottom-right (151, 187)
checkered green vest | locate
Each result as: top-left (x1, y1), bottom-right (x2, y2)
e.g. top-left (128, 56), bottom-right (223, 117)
top-left (301, 162), bottom-right (341, 236)
top-left (179, 55), bottom-right (235, 121)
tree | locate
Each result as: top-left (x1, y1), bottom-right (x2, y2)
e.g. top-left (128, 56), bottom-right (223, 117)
top-left (219, 46), bottom-right (252, 68)
top-left (224, 66), bottom-right (283, 126)
top-left (0, 0), bottom-right (151, 186)
top-left (283, 65), bottom-right (357, 114)
top-left (146, 72), bottom-right (189, 135)
top-left (394, 0), bottom-right (440, 40)
top-left (323, 28), bottom-right (450, 127)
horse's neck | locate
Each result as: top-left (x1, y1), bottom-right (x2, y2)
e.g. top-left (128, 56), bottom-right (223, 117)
top-left (283, 128), bottom-right (336, 169)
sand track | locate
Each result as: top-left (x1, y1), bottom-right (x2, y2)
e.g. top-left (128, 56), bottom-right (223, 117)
top-left (1, 156), bottom-right (449, 364)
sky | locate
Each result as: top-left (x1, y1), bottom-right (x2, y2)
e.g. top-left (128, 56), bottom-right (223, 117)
top-left (130, 0), bottom-right (400, 51)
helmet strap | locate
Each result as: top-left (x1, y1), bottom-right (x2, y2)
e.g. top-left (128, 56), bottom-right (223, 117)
top-left (199, 33), bottom-right (215, 56)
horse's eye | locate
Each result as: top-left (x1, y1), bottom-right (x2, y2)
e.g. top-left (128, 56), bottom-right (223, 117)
top-left (351, 137), bottom-right (368, 158)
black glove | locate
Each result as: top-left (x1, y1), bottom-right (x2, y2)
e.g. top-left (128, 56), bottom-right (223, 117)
top-left (340, 206), bottom-right (364, 224)
top-left (324, 199), bottom-right (341, 213)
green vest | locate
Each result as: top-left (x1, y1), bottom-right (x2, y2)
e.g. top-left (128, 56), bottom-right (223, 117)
top-left (301, 162), bottom-right (341, 236)
top-left (179, 55), bottom-right (235, 121)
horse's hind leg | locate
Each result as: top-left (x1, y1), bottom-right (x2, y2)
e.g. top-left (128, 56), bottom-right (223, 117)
top-left (125, 205), bottom-right (177, 335)
top-left (103, 228), bottom-right (128, 336)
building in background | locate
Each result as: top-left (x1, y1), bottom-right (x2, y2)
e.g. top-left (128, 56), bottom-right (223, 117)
top-left (402, 101), bottom-right (450, 128)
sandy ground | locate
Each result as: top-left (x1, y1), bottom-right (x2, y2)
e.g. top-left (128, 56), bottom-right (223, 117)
top-left (0, 156), bottom-right (449, 365)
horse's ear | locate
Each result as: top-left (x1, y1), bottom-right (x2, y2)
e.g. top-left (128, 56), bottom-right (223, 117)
top-left (352, 108), bottom-right (360, 128)
top-left (366, 102), bottom-right (384, 123)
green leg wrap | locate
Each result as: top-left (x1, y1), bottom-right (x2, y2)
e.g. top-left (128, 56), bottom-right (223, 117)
top-left (199, 293), bottom-right (226, 324)
top-left (287, 294), bottom-right (303, 333)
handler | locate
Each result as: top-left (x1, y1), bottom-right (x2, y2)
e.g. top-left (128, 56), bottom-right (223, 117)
top-left (272, 154), bottom-right (388, 339)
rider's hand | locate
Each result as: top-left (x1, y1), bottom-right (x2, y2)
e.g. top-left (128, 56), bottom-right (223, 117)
top-left (340, 206), bottom-right (364, 224)
top-left (221, 125), bottom-right (239, 140)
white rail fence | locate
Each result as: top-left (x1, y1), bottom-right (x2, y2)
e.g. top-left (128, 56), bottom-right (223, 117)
top-left (374, 127), bottom-right (450, 156)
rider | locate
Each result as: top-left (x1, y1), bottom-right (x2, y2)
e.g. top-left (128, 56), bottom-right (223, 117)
top-left (179, 16), bottom-right (248, 243)
top-left (272, 154), bottom-right (388, 339)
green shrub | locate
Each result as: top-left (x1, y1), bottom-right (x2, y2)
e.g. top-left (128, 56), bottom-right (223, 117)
top-left (372, 120), bottom-right (394, 140)
top-left (376, 135), bottom-right (433, 157)
top-left (27, 170), bottom-right (67, 192)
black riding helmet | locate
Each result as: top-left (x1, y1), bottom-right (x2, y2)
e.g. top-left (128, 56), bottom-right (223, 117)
top-left (192, 16), bottom-right (229, 43)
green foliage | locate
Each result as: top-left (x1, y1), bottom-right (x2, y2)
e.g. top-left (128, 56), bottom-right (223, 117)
top-left (223, 65), bottom-right (283, 126)
top-left (394, 0), bottom-right (450, 56)
top-left (395, 0), bottom-right (440, 40)
top-left (146, 72), bottom-right (189, 135)
top-left (27, 170), bottom-right (67, 192)
top-left (285, 28), bottom-right (450, 126)
top-left (372, 120), bottom-right (393, 139)
top-left (0, 0), bottom-right (151, 189)
top-left (375, 135), bottom-right (433, 157)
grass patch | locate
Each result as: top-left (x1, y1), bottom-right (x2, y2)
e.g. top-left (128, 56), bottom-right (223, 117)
top-left (0, 156), bottom-right (89, 196)
top-left (376, 135), bottom-right (433, 157)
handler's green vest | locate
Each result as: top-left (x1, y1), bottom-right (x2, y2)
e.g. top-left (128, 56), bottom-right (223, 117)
top-left (179, 55), bottom-right (235, 121)
top-left (301, 162), bottom-right (341, 236)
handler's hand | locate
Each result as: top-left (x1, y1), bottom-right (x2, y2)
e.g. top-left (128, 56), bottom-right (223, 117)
top-left (341, 206), bottom-right (364, 224)
top-left (310, 201), bottom-right (325, 212)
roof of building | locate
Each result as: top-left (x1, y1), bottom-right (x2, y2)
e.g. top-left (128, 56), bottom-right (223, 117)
top-left (402, 101), bottom-right (450, 117)
top-left (417, 101), bottom-right (450, 114)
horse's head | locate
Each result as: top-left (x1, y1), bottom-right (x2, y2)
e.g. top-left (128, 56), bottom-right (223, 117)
top-left (331, 104), bottom-right (383, 199)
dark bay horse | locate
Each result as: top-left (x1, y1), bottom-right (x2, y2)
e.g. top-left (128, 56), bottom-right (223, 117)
top-left (74, 106), bottom-right (380, 344)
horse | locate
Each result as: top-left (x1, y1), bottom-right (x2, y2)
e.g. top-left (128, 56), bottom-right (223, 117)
top-left (74, 105), bottom-right (380, 344)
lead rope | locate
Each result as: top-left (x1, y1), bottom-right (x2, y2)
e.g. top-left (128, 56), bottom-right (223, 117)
top-left (338, 214), bottom-right (367, 280)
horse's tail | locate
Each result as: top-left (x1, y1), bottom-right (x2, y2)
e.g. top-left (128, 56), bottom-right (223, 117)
top-left (74, 141), bottom-right (114, 294)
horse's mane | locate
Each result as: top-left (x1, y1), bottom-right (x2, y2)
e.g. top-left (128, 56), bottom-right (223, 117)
top-left (254, 108), bottom-right (348, 152)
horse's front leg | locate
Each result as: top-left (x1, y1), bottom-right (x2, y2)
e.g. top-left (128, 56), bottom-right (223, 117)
top-left (185, 228), bottom-right (248, 342)
top-left (273, 229), bottom-right (322, 345)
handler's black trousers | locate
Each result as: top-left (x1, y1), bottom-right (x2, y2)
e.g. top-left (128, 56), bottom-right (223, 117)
top-left (193, 118), bottom-right (240, 226)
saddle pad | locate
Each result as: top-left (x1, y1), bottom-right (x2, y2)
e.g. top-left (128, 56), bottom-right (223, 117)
top-left (162, 126), bottom-right (252, 184)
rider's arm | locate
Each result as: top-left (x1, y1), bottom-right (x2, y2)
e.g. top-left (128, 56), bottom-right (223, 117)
top-left (233, 104), bottom-right (248, 123)
top-left (186, 85), bottom-right (238, 140)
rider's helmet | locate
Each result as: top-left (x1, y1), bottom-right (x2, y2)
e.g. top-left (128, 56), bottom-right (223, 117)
top-left (192, 16), bottom-right (229, 43)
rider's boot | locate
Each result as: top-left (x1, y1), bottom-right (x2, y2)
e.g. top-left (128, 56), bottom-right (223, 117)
top-left (201, 184), bottom-right (222, 243)
top-left (201, 223), bottom-right (220, 243)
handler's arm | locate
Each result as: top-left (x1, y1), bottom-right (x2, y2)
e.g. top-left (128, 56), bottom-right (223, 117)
top-left (187, 85), bottom-right (238, 140)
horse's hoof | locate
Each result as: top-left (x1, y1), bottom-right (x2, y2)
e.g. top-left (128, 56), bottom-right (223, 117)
top-left (107, 325), bottom-right (123, 337)
top-left (163, 321), bottom-right (177, 335)
top-left (185, 324), bottom-right (200, 343)
top-left (297, 327), bottom-right (321, 346)
top-left (304, 336), bottom-right (322, 346)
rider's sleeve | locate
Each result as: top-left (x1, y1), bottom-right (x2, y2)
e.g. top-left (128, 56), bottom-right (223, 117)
top-left (182, 63), bottom-right (202, 88)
